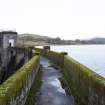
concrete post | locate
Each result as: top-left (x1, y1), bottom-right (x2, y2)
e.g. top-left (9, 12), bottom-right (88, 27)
top-left (42, 46), bottom-right (50, 56)
top-left (60, 52), bottom-right (68, 68)
top-left (43, 46), bottom-right (50, 50)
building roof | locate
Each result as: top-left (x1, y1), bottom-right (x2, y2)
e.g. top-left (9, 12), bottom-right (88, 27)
top-left (1, 31), bottom-right (17, 35)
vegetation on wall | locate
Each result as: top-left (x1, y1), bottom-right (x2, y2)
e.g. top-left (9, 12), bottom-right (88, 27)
top-left (25, 69), bottom-right (42, 105)
top-left (37, 48), bottom-right (105, 105)
top-left (0, 55), bottom-right (40, 105)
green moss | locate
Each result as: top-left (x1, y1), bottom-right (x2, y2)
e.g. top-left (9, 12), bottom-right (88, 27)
top-left (62, 68), bottom-right (87, 105)
top-left (25, 69), bottom-right (42, 105)
top-left (32, 52), bottom-right (40, 57)
top-left (38, 49), bottom-right (105, 105)
top-left (63, 55), bottom-right (105, 105)
top-left (32, 48), bottom-right (105, 105)
top-left (0, 55), bottom-right (40, 105)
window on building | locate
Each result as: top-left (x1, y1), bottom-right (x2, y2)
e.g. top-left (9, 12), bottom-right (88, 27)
top-left (0, 38), bottom-right (2, 47)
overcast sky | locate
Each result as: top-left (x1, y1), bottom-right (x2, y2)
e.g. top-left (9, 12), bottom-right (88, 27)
top-left (0, 0), bottom-right (105, 39)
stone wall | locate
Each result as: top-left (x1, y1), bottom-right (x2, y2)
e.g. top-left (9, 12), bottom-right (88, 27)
top-left (36, 48), bottom-right (105, 105)
top-left (0, 47), bottom-right (30, 84)
top-left (0, 54), bottom-right (40, 105)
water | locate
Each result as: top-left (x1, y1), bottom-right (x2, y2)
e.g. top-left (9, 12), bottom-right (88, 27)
top-left (51, 45), bottom-right (105, 77)
top-left (36, 57), bottom-right (75, 105)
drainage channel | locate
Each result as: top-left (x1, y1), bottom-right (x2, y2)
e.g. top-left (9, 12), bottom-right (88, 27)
top-left (35, 57), bottom-right (75, 105)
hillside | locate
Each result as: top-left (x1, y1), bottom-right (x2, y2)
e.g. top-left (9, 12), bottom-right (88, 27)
top-left (90, 38), bottom-right (105, 43)
top-left (17, 34), bottom-right (105, 46)
top-left (18, 33), bottom-right (55, 46)
top-left (18, 33), bottom-right (51, 41)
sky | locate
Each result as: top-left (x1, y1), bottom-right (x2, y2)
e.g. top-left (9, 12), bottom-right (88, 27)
top-left (0, 0), bottom-right (105, 39)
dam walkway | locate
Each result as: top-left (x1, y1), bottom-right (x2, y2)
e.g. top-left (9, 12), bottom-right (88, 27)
top-left (35, 57), bottom-right (75, 105)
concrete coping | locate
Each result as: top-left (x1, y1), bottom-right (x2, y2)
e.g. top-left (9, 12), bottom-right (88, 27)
top-left (60, 52), bottom-right (68, 55)
top-left (43, 46), bottom-right (50, 50)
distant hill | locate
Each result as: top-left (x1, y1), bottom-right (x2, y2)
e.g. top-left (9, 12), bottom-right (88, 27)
top-left (18, 33), bottom-right (55, 46)
top-left (75, 37), bottom-right (105, 44)
top-left (90, 37), bottom-right (105, 42)
top-left (18, 33), bottom-right (51, 41)
top-left (17, 34), bottom-right (105, 46)
top-left (18, 33), bottom-right (71, 45)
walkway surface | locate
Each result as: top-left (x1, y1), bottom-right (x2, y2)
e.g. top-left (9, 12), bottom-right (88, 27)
top-left (36, 57), bottom-right (75, 105)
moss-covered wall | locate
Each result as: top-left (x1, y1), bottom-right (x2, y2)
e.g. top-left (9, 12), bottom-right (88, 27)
top-left (37, 48), bottom-right (105, 105)
top-left (35, 48), bottom-right (64, 67)
top-left (25, 69), bottom-right (42, 105)
top-left (0, 54), bottom-right (40, 105)
top-left (63, 56), bottom-right (105, 105)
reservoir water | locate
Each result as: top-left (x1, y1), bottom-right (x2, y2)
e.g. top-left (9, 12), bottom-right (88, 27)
top-left (51, 45), bottom-right (105, 77)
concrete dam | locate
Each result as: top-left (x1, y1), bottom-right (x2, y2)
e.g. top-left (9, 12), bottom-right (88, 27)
top-left (0, 45), bottom-right (105, 105)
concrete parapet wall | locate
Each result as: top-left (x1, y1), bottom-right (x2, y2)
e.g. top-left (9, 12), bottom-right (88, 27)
top-left (35, 48), bottom-right (64, 67)
top-left (36, 48), bottom-right (105, 105)
top-left (63, 56), bottom-right (105, 105)
top-left (0, 55), bottom-right (40, 105)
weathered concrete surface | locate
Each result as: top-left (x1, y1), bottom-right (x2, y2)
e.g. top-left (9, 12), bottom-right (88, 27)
top-left (36, 57), bottom-right (75, 105)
